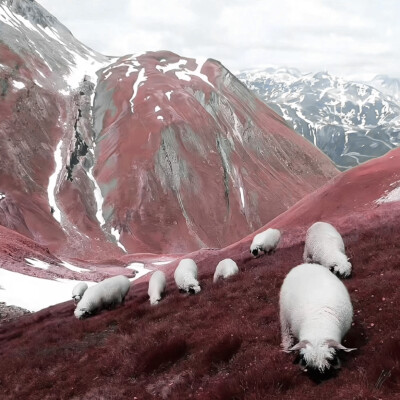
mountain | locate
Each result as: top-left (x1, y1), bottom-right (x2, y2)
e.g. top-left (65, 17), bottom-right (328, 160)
top-left (0, 0), bottom-right (337, 263)
top-left (238, 68), bottom-right (400, 170)
top-left (370, 74), bottom-right (400, 101)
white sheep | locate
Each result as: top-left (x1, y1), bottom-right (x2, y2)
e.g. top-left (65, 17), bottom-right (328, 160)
top-left (213, 258), bottom-right (239, 283)
top-left (174, 258), bottom-right (201, 294)
top-left (279, 263), bottom-right (355, 373)
top-left (148, 270), bottom-right (166, 305)
top-left (72, 282), bottom-right (88, 303)
top-left (74, 275), bottom-right (131, 319)
top-left (303, 221), bottom-right (352, 278)
top-left (250, 228), bottom-right (281, 258)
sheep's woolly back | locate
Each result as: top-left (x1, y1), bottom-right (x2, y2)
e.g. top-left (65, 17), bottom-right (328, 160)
top-left (72, 282), bottom-right (88, 300)
top-left (148, 270), bottom-right (166, 305)
top-left (74, 275), bottom-right (131, 319)
top-left (250, 228), bottom-right (281, 255)
top-left (213, 258), bottom-right (239, 283)
top-left (174, 259), bottom-right (200, 293)
top-left (280, 263), bottom-right (353, 371)
top-left (303, 221), bottom-right (352, 277)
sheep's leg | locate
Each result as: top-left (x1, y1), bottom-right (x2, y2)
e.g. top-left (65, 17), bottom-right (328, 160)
top-left (280, 315), bottom-right (294, 351)
top-left (303, 246), bottom-right (313, 263)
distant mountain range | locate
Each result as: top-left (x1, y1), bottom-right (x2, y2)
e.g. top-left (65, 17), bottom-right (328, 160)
top-left (238, 68), bottom-right (400, 170)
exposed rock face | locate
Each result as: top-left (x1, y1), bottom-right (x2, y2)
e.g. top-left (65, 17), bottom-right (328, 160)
top-left (239, 67), bottom-right (400, 170)
top-left (0, 0), bottom-right (337, 261)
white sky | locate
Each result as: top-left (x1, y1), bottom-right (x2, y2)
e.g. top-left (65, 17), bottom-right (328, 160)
top-left (37, 0), bottom-right (400, 80)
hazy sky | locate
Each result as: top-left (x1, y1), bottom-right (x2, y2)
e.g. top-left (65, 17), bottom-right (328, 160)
top-left (37, 0), bottom-right (399, 80)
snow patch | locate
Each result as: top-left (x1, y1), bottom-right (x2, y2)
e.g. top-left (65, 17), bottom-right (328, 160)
top-left (155, 106), bottom-right (161, 112)
top-left (126, 262), bottom-right (152, 281)
top-left (239, 187), bottom-right (245, 208)
top-left (60, 261), bottom-right (90, 273)
top-left (153, 260), bottom-right (173, 265)
top-left (0, 268), bottom-right (96, 312)
top-left (12, 80), bottom-right (25, 90)
top-left (187, 57), bottom-right (214, 88)
top-left (157, 116), bottom-right (164, 120)
top-left (63, 52), bottom-right (108, 90)
top-left (156, 58), bottom-right (213, 87)
top-left (165, 91), bottom-right (173, 100)
top-left (125, 58), bottom-right (140, 77)
top-left (156, 59), bottom-right (187, 73)
top-left (48, 140), bottom-right (63, 223)
top-left (375, 183), bottom-right (400, 204)
top-left (0, 192), bottom-right (5, 200)
top-left (175, 70), bottom-right (191, 81)
top-left (110, 227), bottom-right (127, 253)
top-left (25, 258), bottom-right (50, 270)
top-left (129, 68), bottom-right (147, 113)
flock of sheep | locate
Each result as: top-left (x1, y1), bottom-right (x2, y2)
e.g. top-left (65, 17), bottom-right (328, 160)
top-left (72, 221), bottom-right (355, 374)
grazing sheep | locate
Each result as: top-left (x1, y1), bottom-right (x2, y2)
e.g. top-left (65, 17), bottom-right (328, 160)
top-left (74, 275), bottom-right (130, 319)
top-left (303, 221), bottom-right (352, 278)
top-left (250, 228), bottom-right (281, 258)
top-left (280, 263), bottom-right (355, 373)
top-left (72, 282), bottom-right (88, 303)
top-left (174, 258), bottom-right (201, 294)
top-left (148, 270), bottom-right (166, 305)
top-left (213, 258), bottom-right (239, 283)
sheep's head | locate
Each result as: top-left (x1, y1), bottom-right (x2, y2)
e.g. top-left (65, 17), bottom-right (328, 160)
top-left (150, 297), bottom-right (161, 305)
top-left (250, 245), bottom-right (261, 258)
top-left (289, 340), bottom-right (356, 373)
top-left (188, 284), bottom-right (201, 294)
top-left (74, 307), bottom-right (92, 319)
top-left (328, 254), bottom-right (352, 278)
top-left (72, 295), bottom-right (81, 303)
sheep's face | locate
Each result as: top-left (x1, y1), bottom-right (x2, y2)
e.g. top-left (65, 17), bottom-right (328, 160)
top-left (74, 307), bottom-right (91, 319)
top-left (150, 297), bottom-right (160, 305)
top-left (329, 256), bottom-right (352, 278)
top-left (250, 246), bottom-right (261, 258)
top-left (290, 340), bottom-right (356, 373)
top-left (300, 343), bottom-right (336, 372)
top-left (188, 284), bottom-right (201, 294)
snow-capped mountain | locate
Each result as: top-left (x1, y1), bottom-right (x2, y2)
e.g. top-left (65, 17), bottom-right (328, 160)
top-left (370, 74), bottom-right (400, 101)
top-left (239, 68), bottom-right (400, 170)
top-left (0, 0), bottom-right (337, 264)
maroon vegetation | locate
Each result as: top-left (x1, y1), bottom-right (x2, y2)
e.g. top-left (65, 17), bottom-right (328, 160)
top-left (1, 211), bottom-right (400, 399)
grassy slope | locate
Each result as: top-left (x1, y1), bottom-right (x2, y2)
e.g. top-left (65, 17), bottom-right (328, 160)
top-left (1, 208), bottom-right (400, 399)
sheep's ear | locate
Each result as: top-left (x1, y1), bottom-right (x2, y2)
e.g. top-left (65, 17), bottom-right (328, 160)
top-left (326, 339), bottom-right (356, 352)
top-left (289, 340), bottom-right (309, 352)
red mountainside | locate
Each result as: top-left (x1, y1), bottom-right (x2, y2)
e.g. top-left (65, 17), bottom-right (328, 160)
top-left (0, 0), bottom-right (337, 267)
